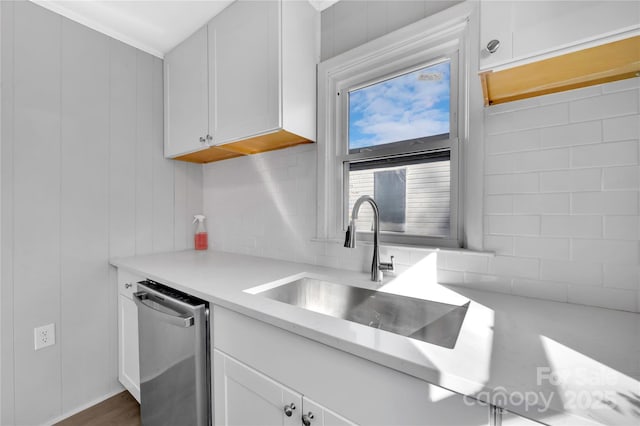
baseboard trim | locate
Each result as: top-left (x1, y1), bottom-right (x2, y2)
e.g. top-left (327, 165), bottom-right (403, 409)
top-left (43, 386), bottom-right (125, 426)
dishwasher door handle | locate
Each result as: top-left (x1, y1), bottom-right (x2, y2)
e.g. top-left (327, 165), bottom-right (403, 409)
top-left (133, 291), bottom-right (195, 328)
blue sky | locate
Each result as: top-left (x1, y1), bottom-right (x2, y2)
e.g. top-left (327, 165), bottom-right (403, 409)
top-left (348, 61), bottom-right (450, 150)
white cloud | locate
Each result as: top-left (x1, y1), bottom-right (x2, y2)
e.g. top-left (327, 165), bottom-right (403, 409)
top-left (349, 62), bottom-right (450, 148)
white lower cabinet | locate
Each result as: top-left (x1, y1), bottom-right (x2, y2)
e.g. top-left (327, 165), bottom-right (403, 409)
top-left (300, 396), bottom-right (355, 426)
top-left (501, 409), bottom-right (544, 426)
top-left (214, 350), bottom-right (355, 426)
top-left (212, 306), bottom-right (487, 425)
top-left (117, 269), bottom-right (142, 402)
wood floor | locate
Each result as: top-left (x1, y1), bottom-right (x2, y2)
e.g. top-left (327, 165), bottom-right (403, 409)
top-left (55, 391), bottom-right (140, 426)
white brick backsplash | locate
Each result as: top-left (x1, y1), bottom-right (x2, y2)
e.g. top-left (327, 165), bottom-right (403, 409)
top-left (517, 148), bottom-right (570, 172)
top-left (603, 114), bottom-right (640, 142)
top-left (604, 216), bottom-right (640, 240)
top-left (539, 169), bottom-right (602, 192)
top-left (488, 216), bottom-right (540, 236)
top-left (603, 264), bottom-right (640, 290)
top-left (571, 140), bottom-right (638, 168)
top-left (540, 260), bottom-right (602, 286)
top-left (463, 273), bottom-right (512, 294)
top-left (485, 195), bottom-right (513, 214)
top-left (486, 129), bottom-right (540, 155)
top-left (486, 103), bottom-right (569, 134)
top-left (489, 255), bottom-right (539, 279)
top-left (486, 173), bottom-right (539, 194)
top-left (601, 77), bottom-right (640, 93)
top-left (571, 191), bottom-right (638, 215)
top-left (512, 279), bottom-right (568, 303)
top-left (541, 216), bottom-right (602, 238)
top-left (483, 235), bottom-right (513, 255)
top-left (514, 236), bottom-right (570, 260)
top-left (572, 239), bottom-right (639, 265)
top-left (379, 246), bottom-right (413, 266)
top-left (485, 96), bottom-right (540, 115)
top-left (570, 90), bottom-right (639, 122)
top-left (439, 251), bottom-right (489, 273)
top-left (437, 269), bottom-right (465, 285)
top-left (540, 121), bottom-right (602, 148)
top-left (410, 249), bottom-right (439, 265)
top-left (487, 149), bottom-right (570, 174)
top-left (602, 166), bottom-right (639, 190)
top-left (485, 153), bottom-right (518, 174)
top-left (538, 85), bottom-right (602, 105)
top-left (567, 285), bottom-right (638, 312)
top-left (513, 193), bottom-right (569, 214)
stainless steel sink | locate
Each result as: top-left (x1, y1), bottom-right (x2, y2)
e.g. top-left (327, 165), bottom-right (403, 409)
top-left (254, 277), bottom-right (469, 349)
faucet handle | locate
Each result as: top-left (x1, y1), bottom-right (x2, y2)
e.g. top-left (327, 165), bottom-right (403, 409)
top-left (380, 255), bottom-right (394, 272)
top-left (344, 225), bottom-right (351, 248)
top-left (344, 222), bottom-right (356, 248)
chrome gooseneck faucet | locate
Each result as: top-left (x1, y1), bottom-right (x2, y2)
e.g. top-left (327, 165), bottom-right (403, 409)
top-left (344, 195), bottom-right (394, 282)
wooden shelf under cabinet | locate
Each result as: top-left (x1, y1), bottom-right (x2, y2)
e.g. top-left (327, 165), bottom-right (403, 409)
top-left (174, 129), bottom-right (313, 164)
top-left (480, 35), bottom-right (640, 106)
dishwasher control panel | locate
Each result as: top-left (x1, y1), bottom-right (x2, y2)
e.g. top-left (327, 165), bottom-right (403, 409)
top-left (138, 280), bottom-right (207, 307)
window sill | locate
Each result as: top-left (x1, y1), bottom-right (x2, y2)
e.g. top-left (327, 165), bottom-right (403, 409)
top-left (310, 237), bottom-right (495, 258)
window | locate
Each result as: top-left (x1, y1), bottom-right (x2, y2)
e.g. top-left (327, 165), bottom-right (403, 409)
top-left (317, 3), bottom-right (472, 248)
top-left (344, 60), bottom-right (456, 244)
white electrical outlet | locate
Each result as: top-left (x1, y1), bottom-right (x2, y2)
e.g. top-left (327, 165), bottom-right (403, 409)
top-left (34, 323), bottom-right (55, 351)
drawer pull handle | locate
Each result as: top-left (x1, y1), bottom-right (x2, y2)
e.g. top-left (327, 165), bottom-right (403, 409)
top-left (284, 403), bottom-right (296, 417)
top-left (302, 412), bottom-right (314, 426)
top-left (124, 283), bottom-right (132, 289)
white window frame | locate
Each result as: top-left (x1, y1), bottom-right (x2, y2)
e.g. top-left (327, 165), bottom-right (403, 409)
top-left (317, 2), bottom-right (475, 248)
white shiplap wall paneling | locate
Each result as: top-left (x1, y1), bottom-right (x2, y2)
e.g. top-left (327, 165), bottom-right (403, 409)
top-left (12, 2), bottom-right (63, 423)
top-left (0, 1), bottom-right (16, 424)
top-left (60, 17), bottom-right (112, 411)
top-left (135, 53), bottom-right (155, 256)
top-left (0, 2), bottom-right (204, 424)
top-left (151, 56), bottom-right (176, 254)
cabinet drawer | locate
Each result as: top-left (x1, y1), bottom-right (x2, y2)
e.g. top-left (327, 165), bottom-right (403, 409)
top-left (117, 269), bottom-right (144, 299)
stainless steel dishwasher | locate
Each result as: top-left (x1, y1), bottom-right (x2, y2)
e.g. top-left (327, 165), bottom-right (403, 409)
top-left (133, 280), bottom-right (210, 426)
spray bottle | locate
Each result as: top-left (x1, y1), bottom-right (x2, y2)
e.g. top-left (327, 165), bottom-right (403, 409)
top-left (193, 215), bottom-right (208, 250)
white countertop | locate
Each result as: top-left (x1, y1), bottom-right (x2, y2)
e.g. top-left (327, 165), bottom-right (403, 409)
top-left (111, 250), bottom-right (640, 426)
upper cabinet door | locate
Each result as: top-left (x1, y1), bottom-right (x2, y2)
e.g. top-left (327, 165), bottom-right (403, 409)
top-left (479, 0), bottom-right (640, 71)
top-left (209, 0), bottom-right (281, 145)
top-left (479, 0), bottom-right (513, 70)
top-left (164, 26), bottom-right (209, 157)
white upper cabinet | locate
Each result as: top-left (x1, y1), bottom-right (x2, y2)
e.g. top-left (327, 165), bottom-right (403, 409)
top-left (479, 0), bottom-right (640, 71)
top-left (164, 0), bottom-right (319, 163)
top-left (209, 0), bottom-right (280, 145)
top-left (164, 26), bottom-right (209, 157)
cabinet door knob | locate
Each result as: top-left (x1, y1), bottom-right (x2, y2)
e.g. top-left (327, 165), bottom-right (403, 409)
top-left (302, 412), bottom-right (314, 426)
top-left (199, 136), bottom-right (206, 143)
top-left (206, 134), bottom-right (213, 142)
top-left (283, 403), bottom-right (296, 417)
top-left (124, 283), bottom-right (132, 289)
top-left (487, 39), bottom-right (500, 54)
